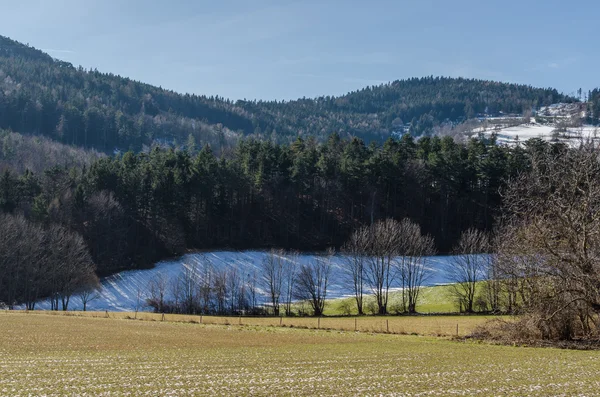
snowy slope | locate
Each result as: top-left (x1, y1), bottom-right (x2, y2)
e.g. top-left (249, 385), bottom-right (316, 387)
top-left (490, 124), bottom-right (598, 146)
top-left (32, 251), bottom-right (455, 312)
top-left (475, 122), bottom-right (598, 147)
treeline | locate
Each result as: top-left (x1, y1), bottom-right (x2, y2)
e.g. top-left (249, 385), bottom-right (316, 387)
top-left (0, 213), bottom-right (97, 310)
top-left (146, 250), bottom-right (332, 317)
top-left (0, 35), bottom-right (575, 152)
top-left (0, 35), bottom-right (246, 152)
top-left (1, 128), bottom-right (547, 281)
top-left (588, 88), bottom-right (600, 125)
top-left (0, 129), bottom-right (102, 174)
top-left (83, 132), bottom-right (538, 275)
top-left (244, 77), bottom-right (571, 141)
top-left (146, 219), bottom-right (435, 317)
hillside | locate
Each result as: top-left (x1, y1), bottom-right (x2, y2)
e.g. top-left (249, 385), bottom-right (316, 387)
top-left (0, 35), bottom-right (576, 153)
top-left (27, 251), bottom-right (451, 312)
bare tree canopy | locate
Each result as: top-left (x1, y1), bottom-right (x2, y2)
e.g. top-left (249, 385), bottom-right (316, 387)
top-left (343, 218), bottom-right (436, 315)
top-left (397, 220), bottom-right (436, 314)
top-left (446, 229), bottom-right (490, 313)
top-left (499, 143), bottom-right (600, 339)
top-left (0, 213), bottom-right (97, 310)
top-left (261, 249), bottom-right (285, 316)
top-left (341, 228), bottom-right (369, 315)
top-left (295, 249), bottom-right (333, 316)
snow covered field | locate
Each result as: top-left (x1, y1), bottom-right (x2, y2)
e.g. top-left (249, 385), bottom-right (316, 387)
top-left (474, 121), bottom-right (598, 147)
top-left (31, 251), bottom-right (455, 312)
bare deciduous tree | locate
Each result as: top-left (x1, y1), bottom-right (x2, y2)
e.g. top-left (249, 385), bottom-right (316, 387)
top-left (282, 251), bottom-right (298, 316)
top-left (295, 249), bottom-right (333, 317)
top-left (199, 256), bottom-right (214, 314)
top-left (341, 227), bottom-right (368, 315)
top-left (213, 268), bottom-right (228, 315)
top-left (78, 273), bottom-right (101, 312)
top-left (499, 142), bottom-right (600, 339)
top-left (147, 272), bottom-right (169, 313)
top-left (446, 228), bottom-right (490, 313)
top-left (364, 219), bottom-right (402, 315)
top-left (397, 220), bottom-right (436, 314)
top-left (261, 249), bottom-right (285, 316)
top-left (179, 262), bottom-right (201, 314)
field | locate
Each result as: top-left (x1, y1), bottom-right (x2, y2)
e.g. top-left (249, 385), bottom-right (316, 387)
top-left (2, 313), bottom-right (600, 396)
top-left (324, 284), bottom-right (458, 315)
top-left (17, 309), bottom-right (496, 337)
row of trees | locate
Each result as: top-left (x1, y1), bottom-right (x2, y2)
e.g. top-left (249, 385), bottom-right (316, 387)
top-left (441, 142), bottom-right (600, 340)
top-left (145, 250), bottom-right (333, 317)
top-left (146, 219), bottom-right (437, 317)
top-left (0, 128), bottom-right (565, 309)
top-left (342, 219), bottom-right (435, 315)
top-left (0, 213), bottom-right (97, 309)
top-left (588, 88), bottom-right (600, 125)
top-left (2, 130), bottom-right (535, 279)
top-left (494, 142), bottom-right (600, 340)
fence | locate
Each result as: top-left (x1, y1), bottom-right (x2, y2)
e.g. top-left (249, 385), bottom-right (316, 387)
top-left (5, 309), bottom-right (502, 337)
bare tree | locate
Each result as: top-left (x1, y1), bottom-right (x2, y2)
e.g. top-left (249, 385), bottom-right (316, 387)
top-left (78, 273), bottom-right (101, 312)
top-left (246, 269), bottom-right (259, 314)
top-left (364, 219), bottom-right (402, 315)
top-left (341, 227), bottom-right (368, 315)
top-left (446, 229), bottom-right (490, 313)
top-left (295, 249), bottom-right (333, 316)
top-left (46, 224), bottom-right (96, 311)
top-left (179, 262), bottom-right (200, 314)
top-left (282, 251), bottom-right (298, 316)
top-left (169, 275), bottom-right (182, 313)
top-left (398, 222), bottom-right (436, 314)
top-left (499, 142), bottom-right (600, 339)
top-left (147, 272), bottom-right (169, 313)
top-left (133, 285), bottom-right (145, 316)
top-left (261, 249), bottom-right (285, 315)
top-left (0, 213), bottom-right (45, 309)
top-left (227, 267), bottom-right (241, 314)
top-left (213, 268), bottom-right (228, 315)
top-left (199, 256), bottom-right (213, 314)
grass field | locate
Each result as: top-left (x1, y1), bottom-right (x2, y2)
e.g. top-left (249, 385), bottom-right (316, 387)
top-left (19, 310), bottom-right (498, 337)
top-left (2, 313), bottom-right (600, 396)
top-left (324, 284), bottom-right (459, 315)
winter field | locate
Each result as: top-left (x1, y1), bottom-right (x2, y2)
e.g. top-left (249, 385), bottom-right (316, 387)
top-left (482, 122), bottom-right (599, 147)
top-left (31, 251), bottom-right (456, 312)
top-left (2, 313), bottom-right (600, 396)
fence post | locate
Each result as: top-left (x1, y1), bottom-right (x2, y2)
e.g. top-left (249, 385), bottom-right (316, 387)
top-left (279, 316), bottom-right (282, 326)
top-left (355, 318), bottom-right (357, 332)
top-left (456, 323), bottom-right (459, 336)
top-left (200, 314), bottom-right (203, 324)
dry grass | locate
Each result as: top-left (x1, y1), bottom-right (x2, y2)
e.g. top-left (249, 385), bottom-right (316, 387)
top-left (2, 312), bottom-right (600, 396)
top-left (14, 310), bottom-right (499, 337)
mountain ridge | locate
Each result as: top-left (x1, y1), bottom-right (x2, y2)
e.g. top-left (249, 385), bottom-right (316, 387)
top-left (0, 34), bottom-right (576, 152)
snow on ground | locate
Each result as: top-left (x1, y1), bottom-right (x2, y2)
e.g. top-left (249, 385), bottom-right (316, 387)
top-left (31, 251), bottom-right (455, 312)
top-left (480, 123), bottom-right (599, 147)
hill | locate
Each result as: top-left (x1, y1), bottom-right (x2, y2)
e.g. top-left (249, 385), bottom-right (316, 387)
top-left (0, 35), bottom-right (576, 152)
top-left (27, 251), bottom-right (452, 312)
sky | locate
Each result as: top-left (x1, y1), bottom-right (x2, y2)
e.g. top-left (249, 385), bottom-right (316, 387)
top-left (1, 0), bottom-right (597, 101)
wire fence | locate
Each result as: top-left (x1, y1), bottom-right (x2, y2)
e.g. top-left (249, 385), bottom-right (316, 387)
top-left (6, 309), bottom-right (505, 337)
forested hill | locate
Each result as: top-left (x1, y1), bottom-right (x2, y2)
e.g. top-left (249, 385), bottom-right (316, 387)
top-left (0, 35), bottom-right (575, 152)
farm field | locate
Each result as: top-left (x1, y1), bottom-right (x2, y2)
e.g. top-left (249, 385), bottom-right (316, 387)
top-left (18, 310), bottom-right (497, 336)
top-left (1, 313), bottom-right (600, 396)
top-left (324, 284), bottom-right (460, 315)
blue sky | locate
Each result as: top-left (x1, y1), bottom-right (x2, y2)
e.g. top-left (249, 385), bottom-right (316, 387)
top-left (1, 0), bottom-right (597, 100)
